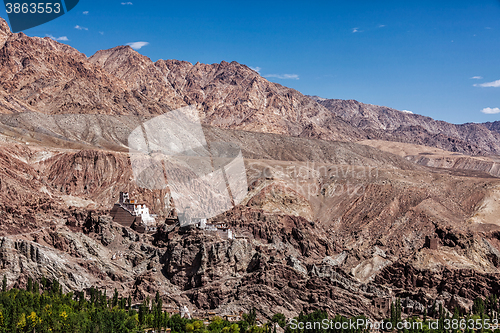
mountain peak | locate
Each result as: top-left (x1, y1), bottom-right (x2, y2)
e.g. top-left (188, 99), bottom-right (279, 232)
top-left (112, 45), bottom-right (136, 53)
top-left (0, 17), bottom-right (12, 46)
top-left (308, 95), bottom-right (327, 102)
top-left (90, 45), bottom-right (136, 59)
top-left (0, 17), bottom-right (10, 34)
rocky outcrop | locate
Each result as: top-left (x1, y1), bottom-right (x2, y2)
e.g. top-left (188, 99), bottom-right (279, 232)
top-left (375, 262), bottom-right (500, 300)
top-left (484, 121), bottom-right (500, 136)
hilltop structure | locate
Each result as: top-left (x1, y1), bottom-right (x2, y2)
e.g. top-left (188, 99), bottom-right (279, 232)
top-left (425, 236), bottom-right (439, 250)
top-left (191, 218), bottom-right (233, 239)
top-left (110, 192), bottom-right (157, 233)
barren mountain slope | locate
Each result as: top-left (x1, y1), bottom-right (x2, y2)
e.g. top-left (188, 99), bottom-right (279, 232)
top-left (0, 111), bottom-right (418, 171)
top-left (0, 18), bottom-right (366, 143)
top-left (0, 19), bottom-right (170, 116)
top-left (89, 46), bottom-right (186, 109)
top-left (1, 128), bottom-right (500, 318)
top-left (89, 46), bottom-right (365, 142)
top-left (313, 97), bottom-right (500, 155)
top-left (0, 116), bottom-right (420, 214)
top-left (360, 140), bottom-right (500, 178)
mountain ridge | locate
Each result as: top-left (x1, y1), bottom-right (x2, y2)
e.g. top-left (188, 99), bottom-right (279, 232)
top-left (312, 97), bottom-right (500, 155)
top-left (2, 16), bottom-right (500, 157)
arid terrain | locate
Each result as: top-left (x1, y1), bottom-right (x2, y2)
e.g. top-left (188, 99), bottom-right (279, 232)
top-left (1, 17), bottom-right (500, 321)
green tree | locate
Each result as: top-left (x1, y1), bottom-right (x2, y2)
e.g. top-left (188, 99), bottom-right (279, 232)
top-left (186, 322), bottom-right (195, 332)
top-left (271, 313), bottom-right (286, 329)
top-left (41, 276), bottom-right (47, 290)
top-left (209, 316), bottom-right (226, 332)
top-left (50, 279), bottom-right (60, 296)
top-left (222, 323), bottom-right (240, 333)
top-left (26, 277), bottom-right (32, 293)
top-left (154, 293), bottom-right (163, 330)
top-left (112, 288), bottom-right (119, 308)
top-left (138, 305), bottom-right (145, 326)
top-left (243, 308), bottom-right (257, 327)
top-left (0, 310), bottom-right (5, 333)
top-left (473, 297), bottom-right (485, 315)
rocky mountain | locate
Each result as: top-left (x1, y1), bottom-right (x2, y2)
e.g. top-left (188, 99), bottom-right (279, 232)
top-left (0, 16), bottom-right (500, 322)
top-left (4, 14), bottom-right (500, 156)
top-left (312, 97), bottom-right (500, 156)
top-left (0, 17), bottom-right (364, 143)
top-left (2, 15), bottom-right (500, 156)
top-left (484, 121), bottom-right (500, 135)
top-left (0, 27), bottom-right (168, 116)
top-left (89, 46), bottom-right (364, 142)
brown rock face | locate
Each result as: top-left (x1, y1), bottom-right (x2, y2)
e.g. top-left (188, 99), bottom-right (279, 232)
top-left (375, 262), bottom-right (500, 300)
top-left (89, 46), bottom-right (186, 109)
top-left (484, 121), bottom-right (500, 136)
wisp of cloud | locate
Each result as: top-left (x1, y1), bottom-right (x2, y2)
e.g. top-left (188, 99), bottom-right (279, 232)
top-left (481, 107), bottom-right (500, 114)
top-left (474, 79), bottom-right (500, 88)
top-left (127, 41), bottom-right (149, 50)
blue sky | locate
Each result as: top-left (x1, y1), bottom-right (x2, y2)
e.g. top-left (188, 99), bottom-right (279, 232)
top-left (1, 0), bottom-right (500, 124)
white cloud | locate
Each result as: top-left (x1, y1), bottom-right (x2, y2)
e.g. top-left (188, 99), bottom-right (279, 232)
top-left (401, 110), bottom-right (413, 114)
top-left (250, 66), bottom-right (261, 73)
top-left (471, 76), bottom-right (483, 79)
top-left (46, 34), bottom-right (69, 41)
top-left (378, 24), bottom-right (386, 28)
top-left (264, 74), bottom-right (299, 80)
top-left (121, 2), bottom-right (133, 5)
top-left (75, 25), bottom-right (88, 31)
top-left (83, 11), bottom-right (89, 15)
top-left (127, 41), bottom-right (149, 50)
top-left (481, 107), bottom-right (500, 114)
top-left (99, 31), bottom-right (104, 35)
top-left (352, 27), bottom-right (361, 33)
top-left (474, 79), bottom-right (500, 88)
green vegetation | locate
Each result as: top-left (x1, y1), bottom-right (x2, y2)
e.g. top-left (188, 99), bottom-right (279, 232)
top-left (0, 276), bottom-right (142, 333)
top-left (0, 276), bottom-right (277, 332)
top-left (2, 275), bottom-right (500, 333)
